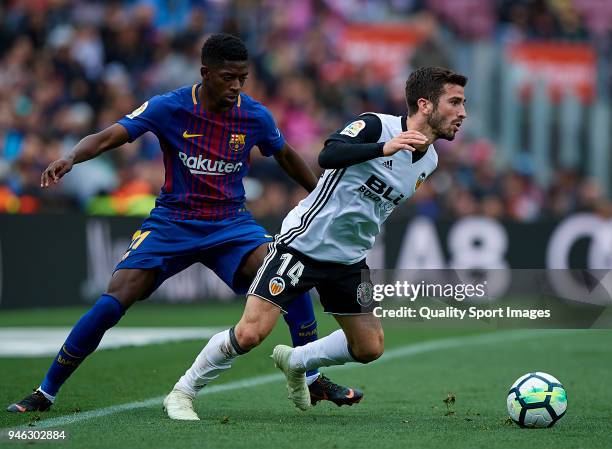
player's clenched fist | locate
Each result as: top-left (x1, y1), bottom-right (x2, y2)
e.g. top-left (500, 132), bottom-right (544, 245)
top-left (382, 131), bottom-right (428, 156)
top-left (41, 158), bottom-right (73, 188)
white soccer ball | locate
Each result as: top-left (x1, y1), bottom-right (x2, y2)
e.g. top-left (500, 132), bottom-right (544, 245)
top-left (506, 372), bottom-right (567, 428)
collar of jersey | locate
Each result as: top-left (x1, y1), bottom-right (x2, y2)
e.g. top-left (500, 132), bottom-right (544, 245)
top-left (192, 82), bottom-right (241, 109)
top-left (192, 83), bottom-right (200, 105)
top-left (400, 114), bottom-right (429, 163)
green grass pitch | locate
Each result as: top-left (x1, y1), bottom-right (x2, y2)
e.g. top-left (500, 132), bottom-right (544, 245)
top-left (0, 303), bottom-right (610, 449)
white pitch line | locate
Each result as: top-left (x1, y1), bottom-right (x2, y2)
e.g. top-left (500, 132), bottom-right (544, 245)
top-left (8, 373), bottom-right (285, 431)
top-left (0, 327), bottom-right (225, 358)
top-left (4, 329), bottom-right (575, 430)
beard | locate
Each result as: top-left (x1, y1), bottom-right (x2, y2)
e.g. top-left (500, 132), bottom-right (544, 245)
top-left (427, 110), bottom-right (457, 141)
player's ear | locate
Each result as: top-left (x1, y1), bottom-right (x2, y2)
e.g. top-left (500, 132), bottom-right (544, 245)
top-left (417, 98), bottom-right (431, 115)
top-left (200, 66), bottom-right (209, 80)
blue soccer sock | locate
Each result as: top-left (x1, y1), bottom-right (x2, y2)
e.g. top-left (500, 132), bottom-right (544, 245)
top-left (40, 294), bottom-right (125, 398)
top-left (283, 291), bottom-right (320, 381)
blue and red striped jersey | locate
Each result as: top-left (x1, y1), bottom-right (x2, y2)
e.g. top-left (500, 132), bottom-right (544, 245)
top-left (117, 83), bottom-right (285, 220)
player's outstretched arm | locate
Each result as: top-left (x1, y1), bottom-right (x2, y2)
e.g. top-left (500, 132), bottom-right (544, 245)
top-left (318, 131), bottom-right (428, 169)
top-left (41, 123), bottom-right (130, 188)
top-left (273, 143), bottom-right (318, 193)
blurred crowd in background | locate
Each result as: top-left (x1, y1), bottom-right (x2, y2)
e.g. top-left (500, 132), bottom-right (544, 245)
top-left (0, 0), bottom-right (610, 221)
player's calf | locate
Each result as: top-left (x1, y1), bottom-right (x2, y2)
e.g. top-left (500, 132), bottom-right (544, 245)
top-left (167, 297), bottom-right (281, 419)
top-left (346, 329), bottom-right (385, 364)
top-left (336, 313), bottom-right (385, 364)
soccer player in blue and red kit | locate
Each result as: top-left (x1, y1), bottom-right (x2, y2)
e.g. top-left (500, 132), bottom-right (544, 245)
top-left (7, 34), bottom-right (362, 419)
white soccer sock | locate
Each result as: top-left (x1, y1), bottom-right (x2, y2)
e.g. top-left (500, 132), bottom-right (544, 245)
top-left (174, 329), bottom-right (239, 397)
top-left (289, 329), bottom-right (355, 372)
top-left (305, 372), bottom-right (320, 386)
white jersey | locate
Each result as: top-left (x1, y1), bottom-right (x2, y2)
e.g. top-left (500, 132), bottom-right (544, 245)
top-left (278, 113), bottom-right (438, 264)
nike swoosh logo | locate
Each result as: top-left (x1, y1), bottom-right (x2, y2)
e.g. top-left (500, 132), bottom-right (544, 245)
top-left (345, 389), bottom-right (355, 399)
top-left (300, 320), bottom-right (317, 330)
top-left (183, 131), bottom-right (203, 138)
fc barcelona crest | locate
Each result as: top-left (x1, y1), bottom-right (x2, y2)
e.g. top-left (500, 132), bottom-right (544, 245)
top-left (229, 133), bottom-right (246, 151)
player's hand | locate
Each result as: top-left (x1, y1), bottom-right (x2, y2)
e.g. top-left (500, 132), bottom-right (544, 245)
top-left (382, 131), bottom-right (428, 156)
top-left (41, 157), bottom-right (73, 188)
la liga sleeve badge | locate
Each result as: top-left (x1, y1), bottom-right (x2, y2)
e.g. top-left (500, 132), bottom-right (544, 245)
top-left (339, 120), bottom-right (366, 137)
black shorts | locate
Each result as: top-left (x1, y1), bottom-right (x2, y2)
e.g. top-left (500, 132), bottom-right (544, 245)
top-left (248, 242), bottom-right (374, 315)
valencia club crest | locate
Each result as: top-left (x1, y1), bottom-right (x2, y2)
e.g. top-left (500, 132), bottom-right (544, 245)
top-left (415, 172), bottom-right (427, 190)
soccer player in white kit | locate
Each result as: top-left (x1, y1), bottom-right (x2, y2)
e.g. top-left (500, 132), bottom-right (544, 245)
top-left (164, 67), bottom-right (468, 414)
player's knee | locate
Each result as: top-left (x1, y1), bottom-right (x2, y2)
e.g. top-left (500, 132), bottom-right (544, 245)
top-left (107, 269), bottom-right (157, 308)
top-left (234, 326), bottom-right (265, 351)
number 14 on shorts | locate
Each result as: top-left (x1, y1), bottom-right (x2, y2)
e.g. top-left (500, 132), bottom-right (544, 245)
top-left (277, 253), bottom-right (304, 286)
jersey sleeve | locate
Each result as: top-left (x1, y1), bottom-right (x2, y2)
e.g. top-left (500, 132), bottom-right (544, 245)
top-left (256, 106), bottom-right (285, 157)
top-left (116, 95), bottom-right (170, 142)
top-left (325, 113), bottom-right (383, 145)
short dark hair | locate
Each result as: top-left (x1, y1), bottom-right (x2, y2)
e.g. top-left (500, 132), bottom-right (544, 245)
top-left (201, 33), bottom-right (248, 67)
top-left (405, 67), bottom-right (467, 116)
